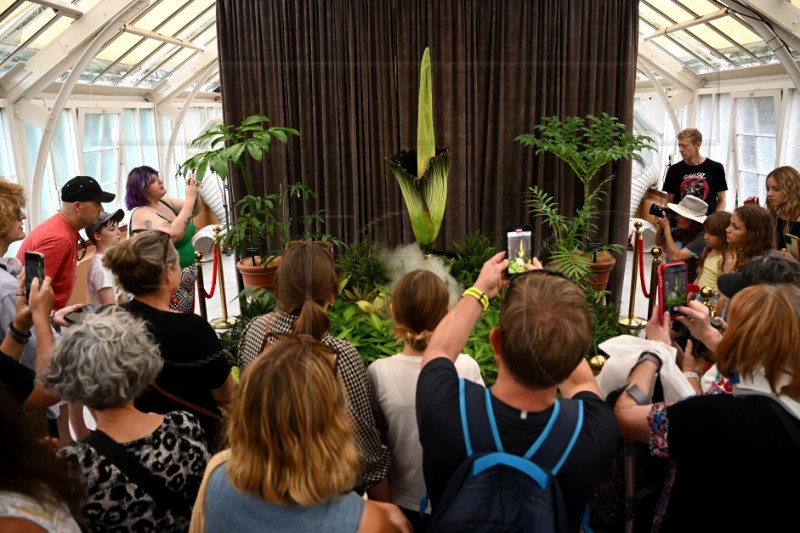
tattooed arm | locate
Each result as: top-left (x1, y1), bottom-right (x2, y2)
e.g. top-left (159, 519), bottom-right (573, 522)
top-left (130, 177), bottom-right (199, 242)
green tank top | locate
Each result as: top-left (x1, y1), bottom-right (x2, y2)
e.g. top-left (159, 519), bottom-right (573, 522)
top-left (130, 200), bottom-right (197, 269)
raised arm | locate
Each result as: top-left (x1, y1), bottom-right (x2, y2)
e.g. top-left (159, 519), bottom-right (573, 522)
top-left (422, 252), bottom-right (508, 368)
top-left (130, 176), bottom-right (199, 242)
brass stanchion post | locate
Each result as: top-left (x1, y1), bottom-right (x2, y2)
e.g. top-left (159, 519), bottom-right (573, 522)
top-left (647, 246), bottom-right (663, 319)
top-left (210, 225), bottom-right (236, 329)
top-left (194, 251), bottom-right (207, 321)
top-left (620, 221), bottom-right (646, 329)
top-left (700, 286), bottom-right (717, 317)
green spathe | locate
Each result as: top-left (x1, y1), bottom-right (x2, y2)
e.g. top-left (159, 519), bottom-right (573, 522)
top-left (385, 47), bottom-right (450, 247)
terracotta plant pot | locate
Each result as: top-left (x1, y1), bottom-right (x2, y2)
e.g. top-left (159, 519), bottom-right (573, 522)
top-left (588, 253), bottom-right (617, 292)
top-left (236, 255), bottom-right (282, 291)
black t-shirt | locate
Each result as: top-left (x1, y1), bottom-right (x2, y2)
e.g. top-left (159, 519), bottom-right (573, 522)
top-left (776, 217), bottom-right (800, 250)
top-left (662, 158), bottom-right (727, 213)
top-left (123, 300), bottom-right (230, 445)
top-left (660, 394), bottom-right (800, 532)
top-left (0, 351), bottom-right (35, 404)
top-left (416, 358), bottom-right (619, 533)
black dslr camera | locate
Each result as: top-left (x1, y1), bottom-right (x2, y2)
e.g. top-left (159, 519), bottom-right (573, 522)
top-left (649, 204), bottom-right (670, 218)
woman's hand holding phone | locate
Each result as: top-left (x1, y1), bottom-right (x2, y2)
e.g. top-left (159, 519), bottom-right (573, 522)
top-left (28, 276), bottom-right (55, 320)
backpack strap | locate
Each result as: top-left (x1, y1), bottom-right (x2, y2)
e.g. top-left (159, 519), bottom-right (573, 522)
top-left (459, 377), bottom-right (584, 473)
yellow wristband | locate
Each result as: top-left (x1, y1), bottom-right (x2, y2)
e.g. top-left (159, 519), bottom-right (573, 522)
top-left (463, 287), bottom-right (489, 311)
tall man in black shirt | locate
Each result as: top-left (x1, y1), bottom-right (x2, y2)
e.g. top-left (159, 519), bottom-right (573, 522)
top-left (663, 128), bottom-right (727, 214)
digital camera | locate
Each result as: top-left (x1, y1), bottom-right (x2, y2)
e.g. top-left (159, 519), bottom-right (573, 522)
top-left (649, 204), bottom-right (670, 218)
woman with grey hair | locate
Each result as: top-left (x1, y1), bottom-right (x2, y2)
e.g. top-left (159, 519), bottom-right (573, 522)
top-left (40, 310), bottom-right (211, 532)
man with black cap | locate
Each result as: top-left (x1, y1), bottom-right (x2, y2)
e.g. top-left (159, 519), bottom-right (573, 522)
top-left (16, 176), bottom-right (116, 310)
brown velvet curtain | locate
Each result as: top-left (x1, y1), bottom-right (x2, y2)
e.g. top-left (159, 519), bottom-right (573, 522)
top-left (216, 0), bottom-right (639, 297)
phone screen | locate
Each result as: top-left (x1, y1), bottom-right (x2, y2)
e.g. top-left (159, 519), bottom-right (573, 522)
top-left (24, 252), bottom-right (45, 300)
top-left (786, 234), bottom-right (800, 261)
top-left (506, 225), bottom-right (532, 276)
top-left (663, 263), bottom-right (687, 317)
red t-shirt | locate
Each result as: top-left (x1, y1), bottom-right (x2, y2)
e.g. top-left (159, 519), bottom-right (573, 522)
top-left (16, 214), bottom-right (78, 310)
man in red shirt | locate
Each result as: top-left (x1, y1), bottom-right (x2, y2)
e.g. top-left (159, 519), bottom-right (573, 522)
top-left (17, 176), bottom-right (115, 310)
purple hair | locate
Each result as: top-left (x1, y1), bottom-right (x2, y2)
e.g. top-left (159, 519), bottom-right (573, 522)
top-left (125, 166), bottom-right (158, 209)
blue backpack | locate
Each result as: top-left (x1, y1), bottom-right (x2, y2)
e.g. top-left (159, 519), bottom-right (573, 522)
top-left (427, 379), bottom-right (584, 533)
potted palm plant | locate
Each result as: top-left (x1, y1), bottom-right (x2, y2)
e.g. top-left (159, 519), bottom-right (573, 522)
top-left (515, 113), bottom-right (654, 291)
top-left (180, 114), bottom-right (321, 289)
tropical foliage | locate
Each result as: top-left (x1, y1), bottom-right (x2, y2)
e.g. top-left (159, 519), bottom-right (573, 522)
top-left (180, 114), bottom-right (299, 196)
top-left (515, 113), bottom-right (654, 284)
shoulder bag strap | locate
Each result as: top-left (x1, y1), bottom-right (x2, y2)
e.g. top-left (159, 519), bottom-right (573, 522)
top-left (189, 450), bottom-right (231, 533)
top-left (150, 382), bottom-right (223, 422)
top-left (84, 429), bottom-right (191, 518)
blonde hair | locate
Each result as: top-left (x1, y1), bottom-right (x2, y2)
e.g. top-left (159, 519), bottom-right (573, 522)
top-left (103, 230), bottom-right (179, 294)
top-left (226, 336), bottom-right (359, 505)
top-left (677, 128), bottom-right (702, 144)
top-left (0, 179), bottom-right (25, 240)
top-left (392, 270), bottom-right (449, 351)
top-left (717, 284), bottom-right (800, 397)
top-left (499, 272), bottom-right (591, 388)
top-left (765, 166), bottom-right (800, 226)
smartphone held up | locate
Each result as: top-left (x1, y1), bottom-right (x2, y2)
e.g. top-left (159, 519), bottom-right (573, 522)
top-left (657, 261), bottom-right (688, 324)
top-left (24, 251), bottom-right (45, 300)
top-left (505, 225), bottom-right (533, 276)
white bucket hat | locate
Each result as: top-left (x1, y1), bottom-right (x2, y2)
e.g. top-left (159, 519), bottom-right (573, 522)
top-left (667, 195), bottom-right (708, 224)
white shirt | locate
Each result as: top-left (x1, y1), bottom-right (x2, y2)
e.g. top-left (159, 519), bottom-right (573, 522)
top-left (86, 252), bottom-right (116, 307)
top-left (367, 353), bottom-right (484, 513)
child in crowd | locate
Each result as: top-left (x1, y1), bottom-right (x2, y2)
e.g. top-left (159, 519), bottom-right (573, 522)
top-left (691, 210), bottom-right (731, 302)
top-left (367, 269), bottom-right (484, 532)
top-left (746, 165), bottom-right (800, 253)
top-left (85, 209), bottom-right (123, 306)
top-left (716, 204), bottom-right (776, 315)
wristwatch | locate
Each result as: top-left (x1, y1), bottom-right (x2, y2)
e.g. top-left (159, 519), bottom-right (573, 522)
top-left (626, 384), bottom-right (651, 405)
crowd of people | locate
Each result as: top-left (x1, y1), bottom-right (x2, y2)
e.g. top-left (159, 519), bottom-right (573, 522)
top-left (2, 139), bottom-right (799, 532)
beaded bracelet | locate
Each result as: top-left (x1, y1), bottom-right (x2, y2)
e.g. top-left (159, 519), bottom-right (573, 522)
top-left (7, 322), bottom-right (31, 344)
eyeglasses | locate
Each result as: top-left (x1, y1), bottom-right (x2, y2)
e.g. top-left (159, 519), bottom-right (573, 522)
top-left (76, 234), bottom-right (87, 262)
top-left (271, 332), bottom-right (340, 376)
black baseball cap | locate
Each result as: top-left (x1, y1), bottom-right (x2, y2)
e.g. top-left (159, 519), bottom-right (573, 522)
top-left (61, 176), bottom-right (116, 203)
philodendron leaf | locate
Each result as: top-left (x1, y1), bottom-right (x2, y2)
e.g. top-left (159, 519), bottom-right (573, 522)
top-left (417, 47), bottom-right (435, 179)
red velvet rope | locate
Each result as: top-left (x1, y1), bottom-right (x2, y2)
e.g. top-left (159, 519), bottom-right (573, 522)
top-left (201, 245), bottom-right (218, 299)
top-left (638, 241), bottom-right (650, 299)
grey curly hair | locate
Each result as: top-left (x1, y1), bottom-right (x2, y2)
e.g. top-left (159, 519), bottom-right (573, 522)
top-left (39, 310), bottom-right (162, 410)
